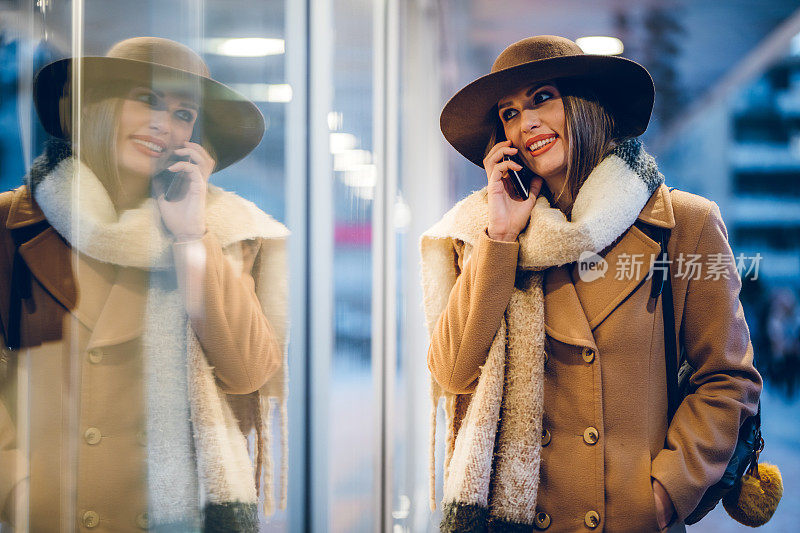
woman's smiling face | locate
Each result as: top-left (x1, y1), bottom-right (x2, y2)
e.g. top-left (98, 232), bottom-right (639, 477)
top-left (116, 86), bottom-right (198, 180)
top-left (498, 82), bottom-right (567, 183)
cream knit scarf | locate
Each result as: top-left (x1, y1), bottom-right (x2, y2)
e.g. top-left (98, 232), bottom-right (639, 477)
top-left (420, 139), bottom-right (664, 531)
top-left (32, 150), bottom-right (289, 532)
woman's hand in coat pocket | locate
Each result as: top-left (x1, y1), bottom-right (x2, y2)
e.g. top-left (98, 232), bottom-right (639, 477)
top-left (483, 140), bottom-right (540, 242)
top-left (652, 477), bottom-right (675, 531)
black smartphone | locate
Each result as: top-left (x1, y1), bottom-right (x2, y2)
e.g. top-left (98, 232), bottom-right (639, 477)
top-left (153, 153), bottom-right (191, 202)
top-left (152, 128), bottom-right (203, 202)
top-left (495, 125), bottom-right (536, 200)
top-left (503, 154), bottom-right (536, 200)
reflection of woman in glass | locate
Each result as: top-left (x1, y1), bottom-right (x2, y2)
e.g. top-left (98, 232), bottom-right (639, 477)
top-left (0, 37), bottom-right (288, 530)
top-left (422, 36), bottom-right (761, 532)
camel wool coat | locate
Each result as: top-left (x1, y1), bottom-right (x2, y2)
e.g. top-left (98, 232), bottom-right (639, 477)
top-left (0, 186), bottom-right (282, 531)
top-left (428, 184), bottom-right (762, 532)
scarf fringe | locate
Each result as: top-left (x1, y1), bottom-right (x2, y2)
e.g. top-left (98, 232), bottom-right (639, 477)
top-left (254, 396), bottom-right (288, 515)
top-left (280, 398), bottom-right (289, 510)
top-left (429, 393), bottom-right (439, 512)
top-left (258, 397), bottom-right (275, 515)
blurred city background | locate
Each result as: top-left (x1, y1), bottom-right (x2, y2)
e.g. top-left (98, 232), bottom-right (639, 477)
top-left (1, 0), bottom-right (799, 531)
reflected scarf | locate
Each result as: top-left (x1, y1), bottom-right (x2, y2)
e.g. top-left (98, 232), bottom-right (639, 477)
top-left (420, 139), bottom-right (664, 531)
top-left (30, 142), bottom-right (289, 531)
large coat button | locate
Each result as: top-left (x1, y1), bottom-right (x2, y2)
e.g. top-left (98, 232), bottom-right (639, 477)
top-left (583, 427), bottom-right (599, 445)
top-left (82, 510), bottom-right (100, 528)
top-left (584, 510), bottom-right (601, 529)
top-left (534, 511), bottom-right (551, 530)
top-left (581, 347), bottom-right (595, 363)
top-left (541, 428), bottom-right (551, 447)
top-left (84, 427), bottom-right (102, 445)
top-left (88, 349), bottom-right (104, 364)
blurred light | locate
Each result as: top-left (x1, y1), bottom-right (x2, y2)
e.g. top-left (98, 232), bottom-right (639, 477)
top-left (394, 196), bottom-right (411, 231)
top-left (354, 188), bottom-right (374, 200)
top-left (328, 111), bottom-right (344, 130)
top-left (791, 32), bottom-right (800, 56)
top-left (229, 83), bottom-right (292, 103)
top-left (330, 133), bottom-right (358, 153)
top-left (341, 164), bottom-right (377, 188)
top-left (576, 36), bottom-right (624, 56)
top-left (790, 133), bottom-right (800, 158)
top-left (334, 149), bottom-right (372, 171)
top-left (341, 163), bottom-right (377, 200)
top-left (205, 38), bottom-right (285, 57)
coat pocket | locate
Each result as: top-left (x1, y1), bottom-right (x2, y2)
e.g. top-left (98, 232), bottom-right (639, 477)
top-left (645, 463), bottom-right (665, 532)
top-left (637, 458), bottom-right (663, 532)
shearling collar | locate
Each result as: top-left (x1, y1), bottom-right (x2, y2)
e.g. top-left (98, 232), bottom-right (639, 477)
top-left (423, 138), bottom-right (667, 270)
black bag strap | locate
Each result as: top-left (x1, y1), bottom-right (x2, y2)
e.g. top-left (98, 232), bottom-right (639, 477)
top-left (635, 227), bottom-right (678, 425)
top-left (639, 186), bottom-right (680, 423)
top-left (653, 226), bottom-right (681, 422)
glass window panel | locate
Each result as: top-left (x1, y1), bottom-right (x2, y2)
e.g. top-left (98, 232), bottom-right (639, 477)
top-left (324, 0), bottom-right (377, 530)
top-left (1, 0), bottom-right (294, 530)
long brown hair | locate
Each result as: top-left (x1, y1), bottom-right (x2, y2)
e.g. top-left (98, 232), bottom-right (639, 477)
top-left (486, 78), bottom-right (622, 215)
top-left (60, 84), bottom-right (125, 194)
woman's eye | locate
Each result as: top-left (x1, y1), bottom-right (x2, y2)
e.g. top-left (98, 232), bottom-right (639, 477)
top-left (175, 109), bottom-right (195, 122)
top-left (501, 108), bottom-right (518, 121)
top-left (533, 90), bottom-right (553, 105)
top-left (134, 91), bottom-right (159, 106)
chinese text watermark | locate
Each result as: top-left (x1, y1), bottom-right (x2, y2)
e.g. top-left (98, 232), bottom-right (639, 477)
top-left (576, 252), bottom-right (763, 283)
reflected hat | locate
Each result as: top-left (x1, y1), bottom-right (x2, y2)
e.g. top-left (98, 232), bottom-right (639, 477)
top-left (33, 36), bottom-right (265, 172)
top-left (440, 35), bottom-right (655, 167)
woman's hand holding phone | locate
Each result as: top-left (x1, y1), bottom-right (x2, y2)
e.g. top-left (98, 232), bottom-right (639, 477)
top-left (483, 140), bottom-right (542, 242)
top-left (153, 141), bottom-right (216, 242)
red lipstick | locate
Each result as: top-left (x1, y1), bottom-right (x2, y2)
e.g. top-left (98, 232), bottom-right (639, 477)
top-left (525, 133), bottom-right (558, 157)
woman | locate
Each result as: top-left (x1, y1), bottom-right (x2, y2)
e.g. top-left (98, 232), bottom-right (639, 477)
top-left (422, 36), bottom-right (761, 532)
top-left (0, 37), bottom-right (288, 531)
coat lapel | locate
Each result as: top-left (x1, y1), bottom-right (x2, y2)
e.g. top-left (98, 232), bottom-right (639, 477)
top-left (544, 266), bottom-right (598, 351)
top-left (570, 184), bottom-right (675, 331)
top-left (544, 184), bottom-right (675, 344)
top-left (86, 267), bottom-right (146, 350)
top-left (8, 187), bottom-right (129, 336)
top-left (8, 188), bottom-right (78, 314)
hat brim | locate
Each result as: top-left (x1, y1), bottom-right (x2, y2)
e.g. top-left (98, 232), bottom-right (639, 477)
top-left (33, 57), bottom-right (265, 172)
top-left (440, 54), bottom-right (655, 167)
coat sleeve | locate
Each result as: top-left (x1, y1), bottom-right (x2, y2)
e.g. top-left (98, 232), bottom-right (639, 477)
top-left (650, 201), bottom-right (763, 521)
top-left (173, 233), bottom-right (281, 395)
top-left (428, 231), bottom-right (519, 394)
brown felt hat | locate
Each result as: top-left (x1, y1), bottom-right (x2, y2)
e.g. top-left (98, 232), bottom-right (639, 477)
top-left (440, 35), bottom-right (655, 167)
top-left (33, 37), bottom-right (265, 172)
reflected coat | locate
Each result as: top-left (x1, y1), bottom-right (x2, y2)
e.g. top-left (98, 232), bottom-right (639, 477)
top-left (0, 186), bottom-right (282, 531)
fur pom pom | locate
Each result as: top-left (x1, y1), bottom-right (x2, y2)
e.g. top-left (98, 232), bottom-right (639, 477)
top-left (722, 463), bottom-right (783, 527)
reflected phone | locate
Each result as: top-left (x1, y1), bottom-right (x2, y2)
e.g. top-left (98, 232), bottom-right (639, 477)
top-left (152, 129), bottom-right (202, 202)
top-left (153, 153), bottom-right (191, 202)
top-left (496, 126), bottom-right (536, 200)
